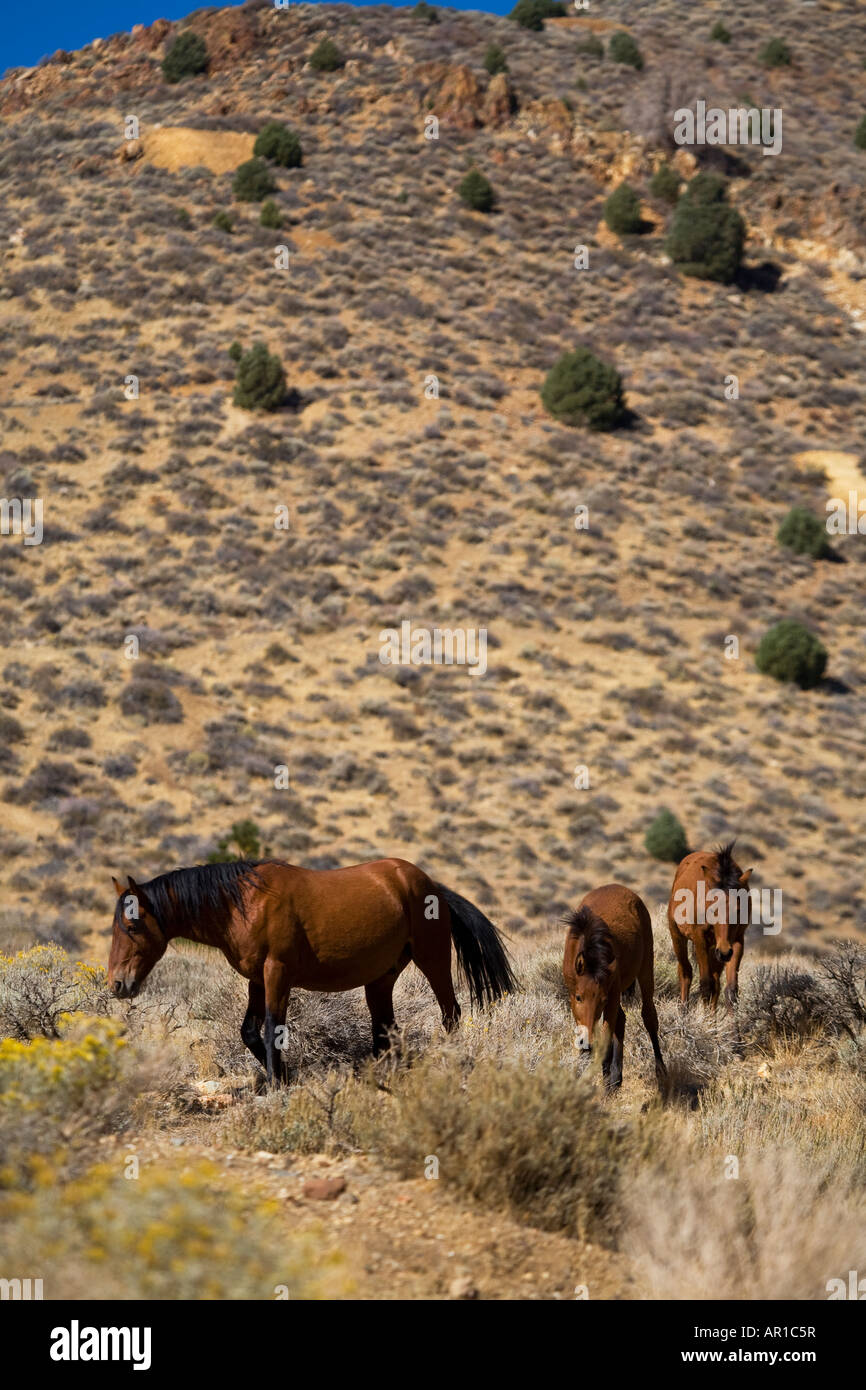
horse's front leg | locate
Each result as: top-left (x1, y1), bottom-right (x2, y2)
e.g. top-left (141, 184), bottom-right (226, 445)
top-left (694, 932), bottom-right (715, 1009)
top-left (263, 958), bottom-right (292, 1086)
top-left (602, 994), bottom-right (625, 1093)
top-left (240, 980), bottom-right (267, 1074)
top-left (724, 940), bottom-right (743, 1012)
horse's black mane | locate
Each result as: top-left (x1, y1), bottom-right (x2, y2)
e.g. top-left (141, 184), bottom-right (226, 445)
top-left (114, 860), bottom-right (276, 935)
top-left (564, 905), bottom-right (616, 982)
top-left (713, 841), bottom-right (741, 893)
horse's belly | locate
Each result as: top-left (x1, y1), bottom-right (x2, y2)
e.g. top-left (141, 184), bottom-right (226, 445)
top-left (292, 937), bottom-right (405, 992)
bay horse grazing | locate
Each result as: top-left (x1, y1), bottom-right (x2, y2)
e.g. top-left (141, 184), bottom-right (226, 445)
top-left (667, 842), bottom-right (753, 1011)
top-left (107, 857), bottom-right (515, 1083)
top-left (563, 884), bottom-right (665, 1092)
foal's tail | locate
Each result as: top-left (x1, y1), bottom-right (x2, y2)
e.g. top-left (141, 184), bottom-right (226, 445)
top-left (434, 883), bottom-right (517, 1007)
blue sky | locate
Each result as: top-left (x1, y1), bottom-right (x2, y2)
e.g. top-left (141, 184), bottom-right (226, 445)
top-left (2, 0), bottom-right (511, 73)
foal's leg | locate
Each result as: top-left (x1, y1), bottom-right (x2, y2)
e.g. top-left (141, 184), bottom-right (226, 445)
top-left (724, 940), bottom-right (743, 1012)
top-left (240, 980), bottom-right (267, 1071)
top-left (603, 1001), bottom-right (626, 1093)
top-left (639, 989), bottom-right (667, 1083)
top-left (263, 958), bottom-right (292, 1086)
top-left (694, 932), bottom-right (715, 1008)
top-left (669, 921), bottom-right (693, 1009)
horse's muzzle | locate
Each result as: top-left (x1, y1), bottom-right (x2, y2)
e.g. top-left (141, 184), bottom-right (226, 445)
top-left (112, 978), bottom-right (140, 999)
top-left (716, 947), bottom-right (734, 964)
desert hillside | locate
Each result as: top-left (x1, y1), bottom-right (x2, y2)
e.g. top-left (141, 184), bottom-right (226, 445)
top-left (0, 0), bottom-right (865, 1306)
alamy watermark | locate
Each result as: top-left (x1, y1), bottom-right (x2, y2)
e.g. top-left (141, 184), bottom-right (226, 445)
top-left (672, 883), bottom-right (782, 935)
top-left (379, 621), bottom-right (487, 677)
top-left (0, 497), bottom-right (43, 545)
top-left (674, 100), bottom-right (782, 157)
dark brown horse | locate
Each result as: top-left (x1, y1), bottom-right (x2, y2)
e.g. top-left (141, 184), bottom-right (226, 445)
top-left (107, 857), bottom-right (515, 1082)
top-left (563, 883), bottom-right (665, 1092)
top-left (667, 842), bottom-right (752, 1010)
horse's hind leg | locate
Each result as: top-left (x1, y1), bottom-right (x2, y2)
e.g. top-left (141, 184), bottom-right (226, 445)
top-left (411, 924), bottom-right (460, 1031)
top-left (638, 974), bottom-right (667, 1085)
top-left (241, 980), bottom-right (267, 1073)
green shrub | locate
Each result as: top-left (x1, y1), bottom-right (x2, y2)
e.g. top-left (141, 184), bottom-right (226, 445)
top-left (161, 31), bottom-right (208, 84)
top-left (710, 20), bottom-right (731, 43)
top-left (576, 34), bottom-right (604, 58)
top-left (412, 1), bottom-right (440, 21)
top-left (253, 121), bottom-right (303, 168)
top-left (609, 32), bottom-right (643, 69)
top-left (458, 168), bottom-right (496, 212)
top-left (233, 343), bottom-right (286, 412)
top-left (666, 174), bottom-right (745, 283)
top-left (484, 42), bottom-right (509, 75)
top-left (854, 115), bottom-right (866, 150)
top-left (232, 158), bottom-right (276, 202)
top-left (760, 37), bottom-right (791, 67)
top-left (683, 171), bottom-right (727, 206)
top-left (208, 819), bottom-right (266, 861)
top-left (541, 347), bottom-right (627, 431)
top-left (259, 199), bottom-right (282, 229)
top-left (228, 340), bottom-right (243, 363)
top-left (509, 0), bottom-right (564, 32)
top-left (650, 163), bottom-right (681, 204)
top-left (212, 210), bottom-right (233, 233)
top-left (309, 37), bottom-right (343, 71)
top-left (645, 810), bottom-right (688, 863)
top-left (777, 507), bottom-right (830, 559)
top-left (603, 182), bottom-right (644, 234)
top-left (755, 620), bottom-right (827, 690)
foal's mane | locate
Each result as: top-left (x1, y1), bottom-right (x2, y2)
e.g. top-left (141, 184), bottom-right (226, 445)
top-left (115, 860), bottom-right (275, 935)
top-left (565, 905), bottom-right (616, 981)
top-left (712, 841), bottom-right (741, 893)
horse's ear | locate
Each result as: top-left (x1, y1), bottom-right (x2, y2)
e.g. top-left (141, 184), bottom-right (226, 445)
top-left (112, 876), bottom-right (126, 898)
top-left (739, 869), bottom-right (753, 886)
top-left (575, 951), bottom-right (585, 976)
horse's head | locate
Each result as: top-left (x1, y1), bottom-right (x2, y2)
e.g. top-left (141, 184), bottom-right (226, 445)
top-left (107, 876), bottom-right (167, 998)
top-left (708, 846), bottom-right (753, 963)
top-left (563, 907), bottom-right (617, 1053)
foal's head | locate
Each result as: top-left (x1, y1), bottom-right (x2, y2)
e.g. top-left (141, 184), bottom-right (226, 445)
top-left (107, 876), bottom-right (167, 998)
top-left (563, 906), bottom-right (617, 1052)
top-left (708, 842), bottom-right (753, 961)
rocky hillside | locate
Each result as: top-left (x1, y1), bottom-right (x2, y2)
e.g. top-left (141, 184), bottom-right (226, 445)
top-left (1, 0), bottom-right (865, 960)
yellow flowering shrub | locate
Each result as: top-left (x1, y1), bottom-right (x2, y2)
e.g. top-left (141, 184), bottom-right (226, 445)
top-left (0, 945), bottom-right (111, 1040)
top-left (0, 1157), bottom-right (349, 1299)
top-left (0, 1013), bottom-right (140, 1188)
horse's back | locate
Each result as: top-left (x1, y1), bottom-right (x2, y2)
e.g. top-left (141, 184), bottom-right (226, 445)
top-left (579, 883), bottom-right (651, 982)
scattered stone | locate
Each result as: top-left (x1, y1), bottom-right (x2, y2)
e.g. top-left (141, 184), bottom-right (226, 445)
top-left (116, 138), bottom-right (143, 163)
top-left (302, 1176), bottom-right (346, 1201)
top-left (448, 1274), bottom-right (478, 1300)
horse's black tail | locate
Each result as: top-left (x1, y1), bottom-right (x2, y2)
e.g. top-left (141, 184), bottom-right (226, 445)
top-left (434, 882), bottom-right (517, 1007)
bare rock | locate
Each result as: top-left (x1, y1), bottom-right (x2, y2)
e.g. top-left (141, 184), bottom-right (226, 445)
top-left (483, 72), bottom-right (516, 128)
top-left (448, 1274), bottom-right (479, 1300)
top-left (116, 138), bottom-right (143, 162)
top-left (302, 1176), bottom-right (347, 1201)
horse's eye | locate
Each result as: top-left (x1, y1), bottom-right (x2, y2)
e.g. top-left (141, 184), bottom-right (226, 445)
top-left (574, 995), bottom-right (581, 1003)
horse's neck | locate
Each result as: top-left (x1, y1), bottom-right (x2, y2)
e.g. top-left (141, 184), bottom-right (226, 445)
top-left (166, 914), bottom-right (222, 949)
